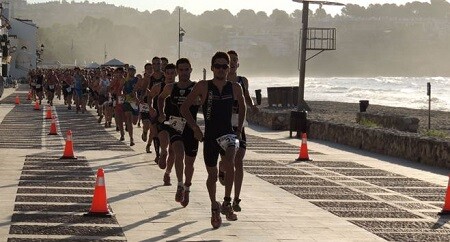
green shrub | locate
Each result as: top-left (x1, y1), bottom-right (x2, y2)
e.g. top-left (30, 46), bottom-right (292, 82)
top-left (423, 130), bottom-right (448, 139)
top-left (359, 118), bottom-right (379, 128)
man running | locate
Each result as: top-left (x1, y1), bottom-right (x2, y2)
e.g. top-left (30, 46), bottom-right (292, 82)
top-left (218, 50), bottom-right (259, 212)
top-left (148, 57), bottom-right (165, 162)
top-left (122, 65), bottom-right (139, 146)
top-left (157, 59), bottom-right (199, 207)
top-left (181, 52), bottom-right (246, 228)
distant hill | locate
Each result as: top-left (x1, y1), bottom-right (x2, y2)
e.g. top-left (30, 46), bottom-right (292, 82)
top-left (11, 0), bottom-right (450, 77)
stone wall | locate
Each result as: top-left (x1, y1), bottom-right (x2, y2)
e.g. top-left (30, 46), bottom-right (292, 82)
top-left (247, 109), bottom-right (450, 169)
top-left (356, 112), bottom-right (419, 133)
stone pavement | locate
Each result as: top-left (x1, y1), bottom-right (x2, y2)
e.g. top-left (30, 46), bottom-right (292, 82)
top-left (0, 86), bottom-right (449, 241)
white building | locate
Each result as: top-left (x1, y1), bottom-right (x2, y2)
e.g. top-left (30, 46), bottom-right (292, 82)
top-left (1, 0), bottom-right (38, 79)
top-left (9, 17), bottom-right (38, 78)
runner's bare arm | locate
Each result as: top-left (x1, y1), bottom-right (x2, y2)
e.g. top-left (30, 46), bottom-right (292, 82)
top-left (157, 84), bottom-right (173, 122)
top-left (181, 81), bottom-right (207, 130)
top-left (233, 82), bottom-right (246, 134)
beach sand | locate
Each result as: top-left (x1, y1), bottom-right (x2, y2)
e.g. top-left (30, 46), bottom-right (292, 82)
top-left (258, 98), bottom-right (450, 140)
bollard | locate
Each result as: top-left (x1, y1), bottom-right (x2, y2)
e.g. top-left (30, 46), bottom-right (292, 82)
top-left (255, 89), bottom-right (262, 105)
top-left (359, 100), bottom-right (369, 112)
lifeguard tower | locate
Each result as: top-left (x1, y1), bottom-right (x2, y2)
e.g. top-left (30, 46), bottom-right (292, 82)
top-left (294, 0), bottom-right (344, 111)
top-left (290, 0), bottom-right (344, 137)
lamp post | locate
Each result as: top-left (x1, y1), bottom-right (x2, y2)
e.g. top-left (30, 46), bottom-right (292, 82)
top-left (178, 7), bottom-right (186, 59)
top-left (1, 34), bottom-right (8, 77)
top-left (36, 43), bottom-right (44, 68)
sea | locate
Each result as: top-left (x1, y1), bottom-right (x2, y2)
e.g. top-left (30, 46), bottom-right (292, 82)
top-left (245, 76), bottom-right (450, 112)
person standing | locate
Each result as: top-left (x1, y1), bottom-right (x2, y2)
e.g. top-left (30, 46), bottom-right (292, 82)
top-left (181, 52), bottom-right (246, 229)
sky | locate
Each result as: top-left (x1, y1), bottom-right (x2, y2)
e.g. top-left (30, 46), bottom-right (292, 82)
top-left (26, 0), bottom-right (431, 16)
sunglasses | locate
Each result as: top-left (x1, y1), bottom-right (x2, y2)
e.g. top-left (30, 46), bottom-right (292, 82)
top-left (212, 64), bottom-right (229, 70)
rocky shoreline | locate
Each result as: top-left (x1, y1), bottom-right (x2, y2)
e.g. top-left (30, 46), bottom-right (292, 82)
top-left (257, 98), bottom-right (450, 140)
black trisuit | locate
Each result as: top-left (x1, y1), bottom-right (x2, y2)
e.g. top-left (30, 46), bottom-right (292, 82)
top-left (163, 82), bottom-right (199, 157)
top-left (202, 81), bottom-right (235, 167)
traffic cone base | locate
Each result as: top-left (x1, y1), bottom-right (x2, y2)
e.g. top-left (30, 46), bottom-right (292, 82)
top-left (438, 174), bottom-right (450, 216)
top-left (84, 168), bottom-right (112, 217)
top-left (295, 133), bottom-right (312, 161)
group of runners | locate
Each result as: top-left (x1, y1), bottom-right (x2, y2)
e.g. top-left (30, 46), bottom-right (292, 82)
top-left (27, 50), bottom-right (258, 229)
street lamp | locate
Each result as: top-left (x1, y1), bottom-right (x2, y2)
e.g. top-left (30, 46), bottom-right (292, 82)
top-left (36, 43), bottom-right (44, 66)
top-left (178, 7), bottom-right (186, 59)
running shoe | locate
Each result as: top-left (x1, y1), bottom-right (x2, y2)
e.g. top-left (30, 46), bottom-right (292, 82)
top-left (232, 198), bottom-right (241, 212)
top-left (180, 189), bottom-right (190, 207)
top-left (211, 202), bottom-right (222, 229)
top-left (221, 201), bottom-right (237, 221)
top-left (175, 185), bottom-right (184, 202)
top-left (163, 173), bottom-right (171, 186)
top-left (146, 143), bottom-right (152, 153)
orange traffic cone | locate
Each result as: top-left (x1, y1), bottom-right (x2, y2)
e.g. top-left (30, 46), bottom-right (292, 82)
top-left (45, 106), bottom-right (53, 119)
top-left (60, 130), bottom-right (77, 159)
top-left (48, 116), bottom-right (58, 135)
top-left (27, 91), bottom-right (32, 100)
top-left (33, 101), bottom-right (40, 110)
top-left (15, 95), bottom-right (20, 105)
top-left (296, 133), bottom-right (312, 161)
top-left (84, 168), bottom-right (112, 217)
top-left (438, 174), bottom-right (450, 215)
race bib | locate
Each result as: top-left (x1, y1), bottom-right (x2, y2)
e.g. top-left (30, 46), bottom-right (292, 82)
top-left (49, 85), bottom-right (55, 89)
top-left (36, 84), bottom-right (41, 88)
top-left (231, 114), bottom-right (248, 127)
top-left (164, 116), bottom-right (187, 133)
top-left (66, 87), bottom-right (72, 92)
top-left (139, 103), bottom-right (150, 113)
top-left (118, 96), bottom-right (124, 104)
top-left (216, 134), bottom-right (240, 151)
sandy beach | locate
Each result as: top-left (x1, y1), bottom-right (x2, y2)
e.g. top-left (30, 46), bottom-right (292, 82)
top-left (259, 98), bottom-right (450, 140)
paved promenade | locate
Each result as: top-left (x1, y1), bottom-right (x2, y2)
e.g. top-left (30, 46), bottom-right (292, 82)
top-left (0, 86), bottom-right (449, 241)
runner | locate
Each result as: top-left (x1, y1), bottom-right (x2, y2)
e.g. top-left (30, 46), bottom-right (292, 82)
top-left (218, 50), bottom-right (259, 212)
top-left (122, 65), bottom-right (139, 146)
top-left (98, 69), bottom-right (111, 126)
top-left (45, 70), bottom-right (59, 106)
top-left (73, 67), bottom-right (88, 114)
top-left (148, 63), bottom-right (175, 169)
top-left (148, 57), bottom-right (165, 162)
top-left (138, 63), bottom-right (153, 152)
top-left (110, 67), bottom-right (126, 140)
top-left (35, 69), bottom-right (44, 105)
top-left (157, 58), bottom-right (199, 207)
top-left (62, 70), bottom-right (74, 110)
top-left (180, 52), bottom-right (246, 228)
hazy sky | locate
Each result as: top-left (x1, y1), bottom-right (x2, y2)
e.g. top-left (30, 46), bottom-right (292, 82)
top-left (27, 0), bottom-right (431, 16)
